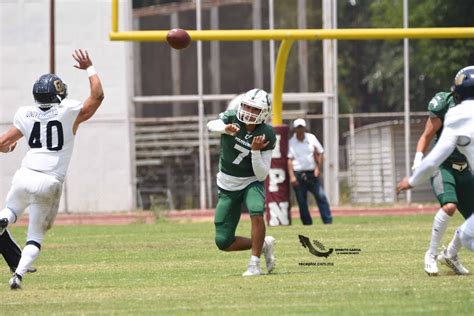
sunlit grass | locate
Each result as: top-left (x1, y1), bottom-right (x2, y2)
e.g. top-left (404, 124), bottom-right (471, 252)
top-left (0, 214), bottom-right (472, 315)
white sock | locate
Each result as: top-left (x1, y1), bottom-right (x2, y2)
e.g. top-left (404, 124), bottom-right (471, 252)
top-left (447, 229), bottom-right (462, 258)
top-left (15, 244), bottom-right (41, 277)
top-left (251, 255), bottom-right (260, 263)
top-left (428, 209), bottom-right (451, 255)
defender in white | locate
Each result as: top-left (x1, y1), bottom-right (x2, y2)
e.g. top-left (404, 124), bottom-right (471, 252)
top-left (0, 49), bottom-right (104, 289)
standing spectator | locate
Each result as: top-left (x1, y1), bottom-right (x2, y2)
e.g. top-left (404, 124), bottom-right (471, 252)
top-left (288, 119), bottom-right (332, 225)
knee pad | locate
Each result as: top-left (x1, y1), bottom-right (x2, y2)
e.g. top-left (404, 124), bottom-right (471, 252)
top-left (214, 224), bottom-right (235, 251)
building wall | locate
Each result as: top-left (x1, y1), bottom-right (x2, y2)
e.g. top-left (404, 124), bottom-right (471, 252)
top-left (0, 0), bottom-right (134, 212)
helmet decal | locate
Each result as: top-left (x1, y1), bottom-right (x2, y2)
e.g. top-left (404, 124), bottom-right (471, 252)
top-left (32, 74), bottom-right (68, 106)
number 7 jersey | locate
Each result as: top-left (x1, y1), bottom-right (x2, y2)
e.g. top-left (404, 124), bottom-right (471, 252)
top-left (13, 99), bottom-right (83, 181)
top-left (219, 110), bottom-right (276, 177)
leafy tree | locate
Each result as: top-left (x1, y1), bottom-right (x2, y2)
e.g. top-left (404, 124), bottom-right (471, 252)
top-left (338, 0), bottom-right (474, 113)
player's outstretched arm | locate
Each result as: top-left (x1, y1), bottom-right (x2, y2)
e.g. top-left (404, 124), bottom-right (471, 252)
top-left (398, 131), bottom-right (457, 195)
top-left (0, 127), bottom-right (22, 153)
top-left (72, 49), bottom-right (104, 133)
top-left (207, 119), bottom-right (240, 136)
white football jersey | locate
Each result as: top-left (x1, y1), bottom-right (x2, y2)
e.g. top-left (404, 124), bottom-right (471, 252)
top-left (13, 99), bottom-right (83, 181)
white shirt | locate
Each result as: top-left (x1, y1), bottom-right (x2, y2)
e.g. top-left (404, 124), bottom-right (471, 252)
top-left (409, 99), bottom-right (474, 187)
top-left (288, 132), bottom-right (324, 172)
top-left (13, 99), bottom-right (83, 181)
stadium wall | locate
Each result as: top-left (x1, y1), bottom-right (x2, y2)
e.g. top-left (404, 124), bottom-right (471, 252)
top-left (0, 0), bottom-right (135, 212)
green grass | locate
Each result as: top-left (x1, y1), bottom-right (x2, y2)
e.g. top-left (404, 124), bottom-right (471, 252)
top-left (1, 214), bottom-right (472, 315)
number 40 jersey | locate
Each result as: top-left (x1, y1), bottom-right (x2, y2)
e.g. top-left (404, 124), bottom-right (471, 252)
top-left (13, 99), bottom-right (83, 181)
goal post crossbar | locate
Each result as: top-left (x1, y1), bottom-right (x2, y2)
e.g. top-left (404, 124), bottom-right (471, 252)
top-left (111, 0), bottom-right (474, 125)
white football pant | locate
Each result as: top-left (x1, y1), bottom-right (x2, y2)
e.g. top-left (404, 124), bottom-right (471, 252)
top-left (459, 215), bottom-right (474, 252)
top-left (2, 168), bottom-right (62, 244)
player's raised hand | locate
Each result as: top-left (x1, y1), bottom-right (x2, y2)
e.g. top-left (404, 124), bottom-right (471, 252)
top-left (225, 123), bottom-right (240, 136)
top-left (251, 134), bottom-right (269, 151)
top-left (72, 49), bottom-right (93, 70)
top-left (396, 177), bottom-right (412, 195)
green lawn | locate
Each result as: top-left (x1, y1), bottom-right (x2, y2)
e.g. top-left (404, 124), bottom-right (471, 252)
top-left (0, 214), bottom-right (472, 315)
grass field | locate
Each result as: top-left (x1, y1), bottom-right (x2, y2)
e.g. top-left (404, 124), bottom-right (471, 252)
top-left (0, 214), bottom-right (472, 315)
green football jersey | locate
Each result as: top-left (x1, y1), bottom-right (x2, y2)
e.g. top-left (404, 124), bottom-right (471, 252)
top-left (218, 110), bottom-right (276, 178)
top-left (428, 92), bottom-right (466, 163)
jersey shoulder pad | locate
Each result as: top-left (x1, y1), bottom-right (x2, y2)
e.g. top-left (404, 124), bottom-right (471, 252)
top-left (60, 99), bottom-right (83, 111)
top-left (428, 92), bottom-right (451, 115)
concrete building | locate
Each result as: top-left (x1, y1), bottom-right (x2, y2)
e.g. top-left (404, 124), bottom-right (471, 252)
top-left (0, 0), bottom-right (134, 212)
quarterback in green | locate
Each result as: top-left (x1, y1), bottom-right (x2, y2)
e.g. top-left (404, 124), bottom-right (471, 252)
top-left (207, 89), bottom-right (277, 276)
top-left (412, 91), bottom-right (473, 276)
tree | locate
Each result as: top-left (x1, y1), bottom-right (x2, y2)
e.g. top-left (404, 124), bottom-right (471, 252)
top-left (338, 0), bottom-right (474, 113)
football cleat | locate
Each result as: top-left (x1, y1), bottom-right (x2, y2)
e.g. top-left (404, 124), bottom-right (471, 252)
top-left (424, 250), bottom-right (439, 276)
top-left (242, 260), bottom-right (262, 277)
top-left (262, 236), bottom-right (276, 273)
top-left (437, 249), bottom-right (470, 276)
top-left (9, 273), bottom-right (22, 290)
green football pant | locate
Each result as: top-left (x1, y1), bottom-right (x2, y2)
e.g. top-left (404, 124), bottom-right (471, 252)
top-left (214, 181), bottom-right (265, 250)
top-left (431, 163), bottom-right (474, 219)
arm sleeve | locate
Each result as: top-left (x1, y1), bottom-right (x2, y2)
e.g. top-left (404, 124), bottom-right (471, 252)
top-left (312, 135), bottom-right (325, 154)
top-left (12, 109), bottom-right (25, 135)
top-left (251, 149), bottom-right (273, 181)
top-left (408, 131), bottom-right (457, 187)
top-left (207, 119), bottom-right (227, 134)
top-left (287, 145), bottom-right (294, 159)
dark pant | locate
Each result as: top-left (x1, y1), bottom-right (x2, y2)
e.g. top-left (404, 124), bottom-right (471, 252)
top-left (293, 171), bottom-right (332, 225)
top-left (0, 229), bottom-right (22, 271)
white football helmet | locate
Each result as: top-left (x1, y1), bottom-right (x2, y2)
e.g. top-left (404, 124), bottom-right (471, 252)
top-left (227, 93), bottom-right (244, 110)
top-left (237, 89), bottom-right (271, 124)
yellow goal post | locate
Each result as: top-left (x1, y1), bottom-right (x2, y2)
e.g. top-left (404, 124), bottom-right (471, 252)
top-left (110, 0), bottom-right (474, 125)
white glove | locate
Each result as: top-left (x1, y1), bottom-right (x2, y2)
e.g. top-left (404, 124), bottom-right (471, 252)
top-left (411, 152), bottom-right (424, 171)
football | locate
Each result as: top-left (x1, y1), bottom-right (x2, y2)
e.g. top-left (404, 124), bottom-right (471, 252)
top-left (166, 28), bottom-right (191, 50)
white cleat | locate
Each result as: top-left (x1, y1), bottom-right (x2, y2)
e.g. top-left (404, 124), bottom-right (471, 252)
top-left (424, 250), bottom-right (439, 276)
top-left (263, 236), bottom-right (276, 273)
top-left (9, 273), bottom-right (22, 290)
top-left (242, 261), bottom-right (262, 277)
top-left (437, 249), bottom-right (470, 276)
